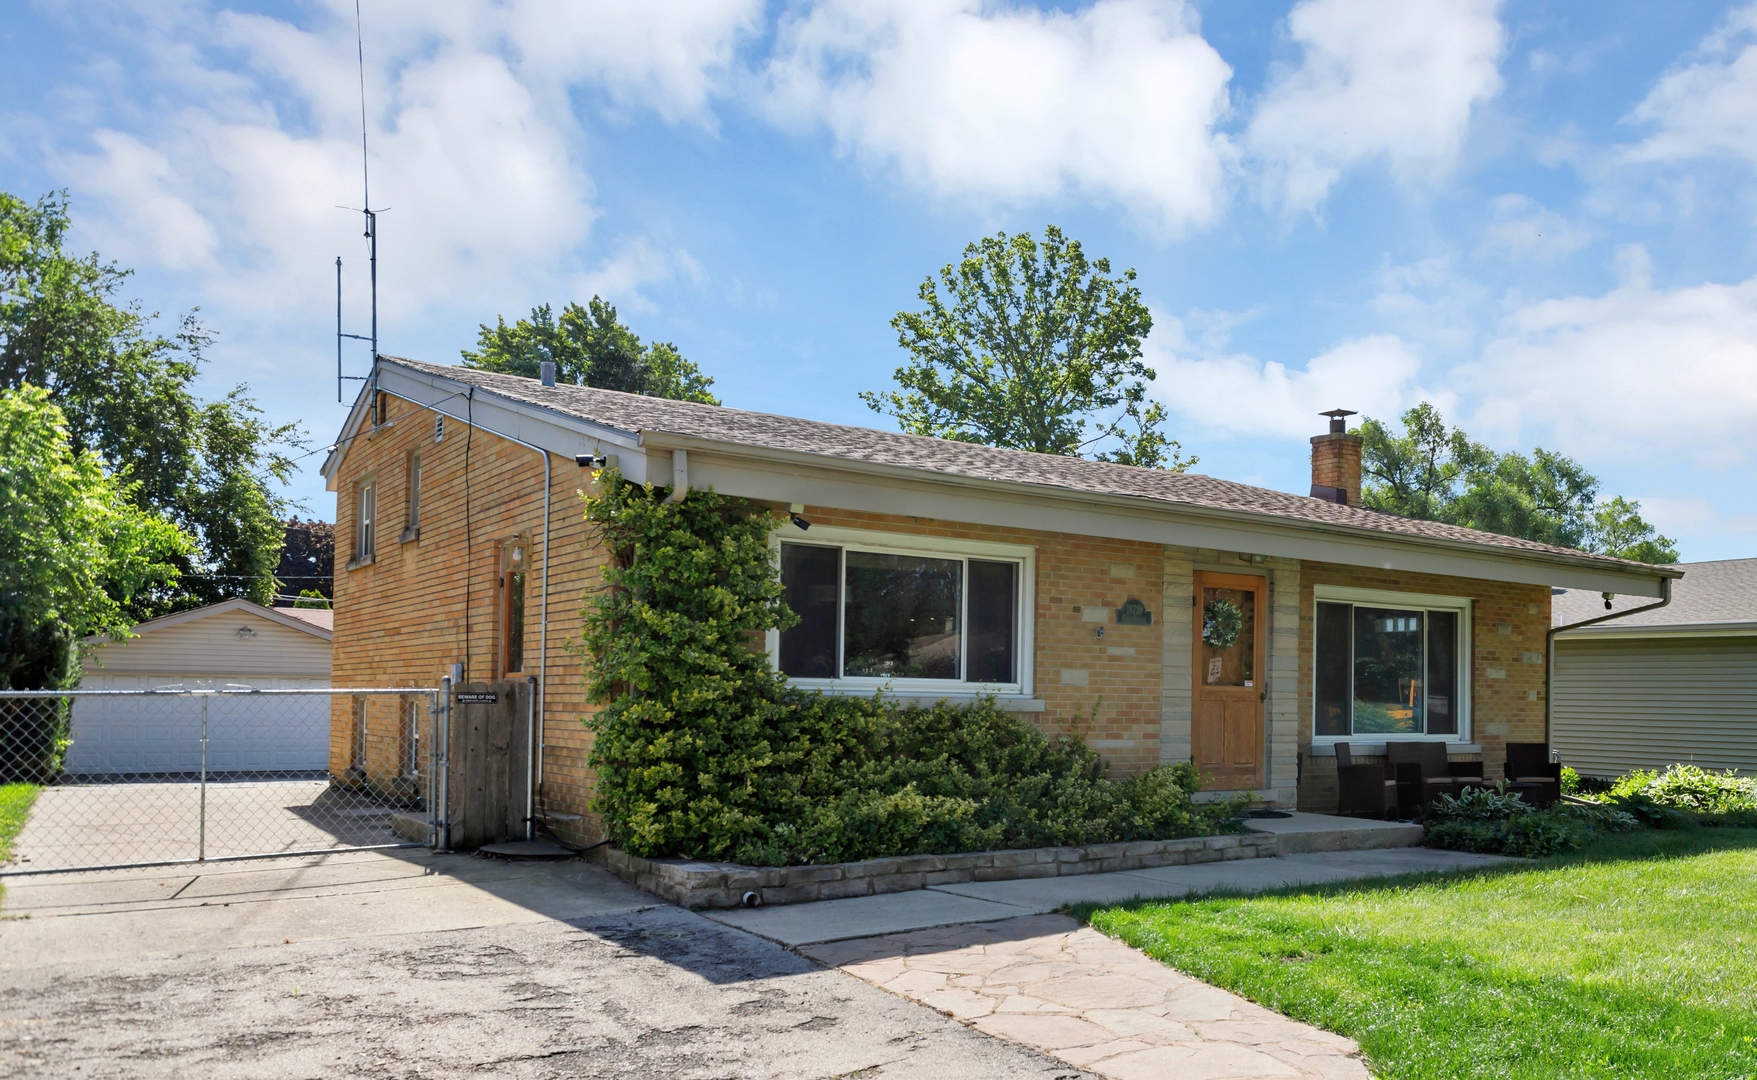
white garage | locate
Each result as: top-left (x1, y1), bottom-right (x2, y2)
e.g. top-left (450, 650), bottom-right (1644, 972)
top-left (67, 600), bottom-right (334, 777)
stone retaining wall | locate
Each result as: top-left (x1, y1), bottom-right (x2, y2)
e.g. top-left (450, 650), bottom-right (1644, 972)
top-left (592, 831), bottom-right (1279, 909)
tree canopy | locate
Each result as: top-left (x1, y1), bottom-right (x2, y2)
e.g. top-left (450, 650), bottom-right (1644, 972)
top-left (1360, 402), bottom-right (1679, 563)
top-left (863, 226), bottom-right (1192, 470)
top-left (460, 296), bottom-right (718, 404)
top-left (0, 386), bottom-right (190, 689)
top-left (0, 190), bottom-right (303, 616)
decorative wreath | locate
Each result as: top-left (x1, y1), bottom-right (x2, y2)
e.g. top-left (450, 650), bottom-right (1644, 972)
top-left (1202, 598), bottom-right (1244, 650)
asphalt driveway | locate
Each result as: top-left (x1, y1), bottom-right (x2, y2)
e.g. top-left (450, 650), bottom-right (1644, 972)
top-left (0, 850), bottom-right (1089, 1078)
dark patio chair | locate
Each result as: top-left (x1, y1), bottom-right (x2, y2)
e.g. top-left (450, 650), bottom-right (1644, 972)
top-left (1334, 742), bottom-right (1399, 819)
top-left (1386, 741), bottom-right (1485, 811)
top-left (1505, 742), bottom-right (1563, 808)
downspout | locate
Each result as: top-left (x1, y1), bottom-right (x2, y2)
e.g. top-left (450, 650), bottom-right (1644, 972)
top-left (478, 428), bottom-right (550, 839)
top-left (1545, 576), bottom-right (1673, 747)
top-left (663, 449), bottom-right (689, 504)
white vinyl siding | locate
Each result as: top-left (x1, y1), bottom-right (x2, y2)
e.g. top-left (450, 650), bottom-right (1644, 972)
top-left (1553, 635), bottom-right (1757, 777)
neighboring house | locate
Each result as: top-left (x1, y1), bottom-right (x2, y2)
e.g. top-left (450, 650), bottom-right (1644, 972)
top-left (1552, 559), bottom-right (1757, 777)
top-left (68, 599), bottom-right (334, 776)
top-left (320, 357), bottom-right (1677, 837)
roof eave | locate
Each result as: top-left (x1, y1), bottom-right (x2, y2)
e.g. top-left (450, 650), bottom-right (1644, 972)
top-left (636, 428), bottom-right (1680, 592)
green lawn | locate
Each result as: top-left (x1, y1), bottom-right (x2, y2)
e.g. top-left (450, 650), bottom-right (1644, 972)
top-left (1085, 829), bottom-right (1757, 1080)
top-left (0, 783), bottom-right (40, 904)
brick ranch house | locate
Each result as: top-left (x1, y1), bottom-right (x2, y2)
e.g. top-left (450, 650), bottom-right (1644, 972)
top-left (320, 357), bottom-right (1678, 845)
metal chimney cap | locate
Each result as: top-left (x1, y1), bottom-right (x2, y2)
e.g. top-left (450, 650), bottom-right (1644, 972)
top-left (1319, 408), bottom-right (1357, 434)
top-left (539, 360), bottom-right (557, 387)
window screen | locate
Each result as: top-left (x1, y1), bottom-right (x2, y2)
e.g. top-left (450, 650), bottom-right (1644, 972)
top-left (967, 560), bottom-right (1017, 684)
top-left (780, 543), bottom-right (839, 678)
top-left (1314, 602), bottom-right (1351, 737)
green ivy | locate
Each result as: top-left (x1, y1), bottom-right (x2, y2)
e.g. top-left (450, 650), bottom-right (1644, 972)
top-left (580, 469), bottom-right (1245, 865)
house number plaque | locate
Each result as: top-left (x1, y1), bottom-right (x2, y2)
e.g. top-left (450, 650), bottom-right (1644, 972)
top-left (1114, 598), bottom-right (1153, 626)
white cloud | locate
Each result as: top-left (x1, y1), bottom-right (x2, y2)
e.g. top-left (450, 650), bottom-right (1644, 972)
top-left (1460, 256), bottom-right (1757, 467)
top-left (1149, 325), bottom-right (1429, 439)
top-left (44, 1), bottom-right (757, 328)
top-left (763, 0), bottom-right (1235, 231)
top-left (1246, 0), bottom-right (1505, 212)
top-left (506, 0), bottom-right (762, 123)
top-left (573, 238), bottom-right (706, 315)
top-left (62, 129), bottom-right (219, 271)
top-left (1479, 194), bottom-right (1594, 261)
top-left (1628, 4), bottom-right (1757, 166)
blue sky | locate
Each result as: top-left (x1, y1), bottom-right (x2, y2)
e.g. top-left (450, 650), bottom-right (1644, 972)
top-left (3, 0), bottom-right (1755, 559)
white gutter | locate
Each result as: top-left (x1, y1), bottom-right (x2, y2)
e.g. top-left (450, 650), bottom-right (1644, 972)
top-left (1545, 576), bottom-right (1673, 747)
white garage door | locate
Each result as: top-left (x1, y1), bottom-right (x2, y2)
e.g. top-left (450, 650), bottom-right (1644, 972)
top-left (63, 675), bottom-right (332, 776)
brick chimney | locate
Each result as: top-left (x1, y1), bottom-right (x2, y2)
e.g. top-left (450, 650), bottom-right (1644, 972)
top-left (1310, 409), bottom-right (1362, 506)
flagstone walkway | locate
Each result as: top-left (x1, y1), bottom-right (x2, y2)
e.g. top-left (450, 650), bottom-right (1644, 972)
top-left (801, 913), bottom-right (1370, 1080)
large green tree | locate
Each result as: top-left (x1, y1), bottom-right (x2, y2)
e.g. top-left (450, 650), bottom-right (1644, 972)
top-left (863, 225), bottom-right (1192, 470)
top-left (0, 386), bottom-right (190, 691)
top-left (460, 296), bottom-right (718, 404)
top-left (0, 191), bottom-right (302, 615)
top-left (1360, 402), bottom-right (1679, 563)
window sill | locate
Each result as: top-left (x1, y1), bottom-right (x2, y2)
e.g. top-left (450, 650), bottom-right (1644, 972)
top-left (398, 528), bottom-right (419, 545)
top-left (345, 554), bottom-right (375, 572)
top-left (1307, 741), bottom-right (1481, 757)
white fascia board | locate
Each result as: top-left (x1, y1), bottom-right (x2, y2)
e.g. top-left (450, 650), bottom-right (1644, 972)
top-left (657, 436), bottom-right (1673, 597)
top-left (1556, 621), bottom-right (1757, 640)
top-left (324, 361), bottom-right (652, 489)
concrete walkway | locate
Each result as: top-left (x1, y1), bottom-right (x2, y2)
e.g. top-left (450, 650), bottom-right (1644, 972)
top-left (712, 845), bottom-right (1510, 1080)
top-left (805, 914), bottom-right (1370, 1079)
top-left (706, 846), bottom-right (1508, 946)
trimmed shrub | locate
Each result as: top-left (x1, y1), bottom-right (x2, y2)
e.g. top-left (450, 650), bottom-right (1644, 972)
top-left (580, 472), bottom-right (1247, 865)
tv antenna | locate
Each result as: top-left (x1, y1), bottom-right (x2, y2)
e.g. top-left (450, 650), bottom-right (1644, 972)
top-left (336, 0), bottom-right (386, 403)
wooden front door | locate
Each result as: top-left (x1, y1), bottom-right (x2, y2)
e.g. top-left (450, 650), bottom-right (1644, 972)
top-left (1192, 571), bottom-right (1266, 790)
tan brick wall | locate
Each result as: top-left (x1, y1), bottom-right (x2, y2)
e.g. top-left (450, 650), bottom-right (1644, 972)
top-left (329, 392), bottom-right (606, 843)
top-left (1294, 561), bottom-right (1550, 811)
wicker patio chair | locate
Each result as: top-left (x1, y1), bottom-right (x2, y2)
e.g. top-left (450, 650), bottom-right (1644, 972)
top-left (1334, 742), bottom-right (1400, 819)
top-left (1386, 741), bottom-right (1485, 811)
top-left (1504, 742), bottom-right (1563, 808)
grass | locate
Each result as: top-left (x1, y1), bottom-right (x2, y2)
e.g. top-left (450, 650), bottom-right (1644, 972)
top-left (1082, 828), bottom-right (1757, 1080)
top-left (0, 782), bottom-right (40, 904)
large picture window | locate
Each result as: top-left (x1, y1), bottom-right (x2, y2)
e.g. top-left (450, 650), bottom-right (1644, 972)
top-left (1314, 588), bottom-right (1469, 740)
top-left (774, 529), bottom-right (1031, 692)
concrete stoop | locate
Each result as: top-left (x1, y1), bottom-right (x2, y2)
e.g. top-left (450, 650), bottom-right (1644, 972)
top-left (1244, 811), bottom-right (1426, 854)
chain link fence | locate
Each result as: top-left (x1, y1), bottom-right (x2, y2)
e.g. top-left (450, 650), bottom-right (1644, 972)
top-left (0, 686), bottom-right (446, 875)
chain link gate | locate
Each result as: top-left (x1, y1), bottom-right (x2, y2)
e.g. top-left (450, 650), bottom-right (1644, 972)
top-left (0, 684), bottom-right (451, 875)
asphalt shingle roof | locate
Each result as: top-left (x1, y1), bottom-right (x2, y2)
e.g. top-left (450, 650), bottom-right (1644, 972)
top-left (383, 356), bottom-right (1674, 577)
top-left (1554, 558), bottom-right (1756, 628)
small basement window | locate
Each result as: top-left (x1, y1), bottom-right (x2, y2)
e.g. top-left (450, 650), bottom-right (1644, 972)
top-left (1313, 587), bottom-right (1470, 741)
top-left (771, 527), bottom-right (1033, 693)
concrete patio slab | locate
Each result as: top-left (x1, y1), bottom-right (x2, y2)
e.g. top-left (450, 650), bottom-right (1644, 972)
top-left (707, 847), bottom-right (1510, 946)
top-left (704, 885), bottom-right (1032, 945)
top-left (802, 914), bottom-right (1371, 1080)
top-left (1244, 811), bottom-right (1424, 854)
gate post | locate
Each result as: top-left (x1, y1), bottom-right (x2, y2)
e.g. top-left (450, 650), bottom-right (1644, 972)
top-left (435, 677), bottom-right (451, 851)
top-left (198, 693), bottom-right (209, 862)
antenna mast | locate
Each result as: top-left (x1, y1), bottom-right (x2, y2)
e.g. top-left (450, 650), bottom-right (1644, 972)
top-left (335, 0), bottom-right (382, 402)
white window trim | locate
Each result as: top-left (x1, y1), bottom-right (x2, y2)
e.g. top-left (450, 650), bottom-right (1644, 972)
top-left (1310, 584), bottom-right (1473, 745)
top-left (767, 523), bottom-right (1036, 698)
top-left (349, 476), bottom-right (378, 568)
